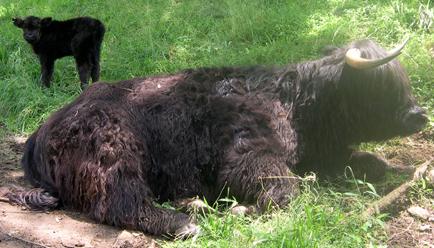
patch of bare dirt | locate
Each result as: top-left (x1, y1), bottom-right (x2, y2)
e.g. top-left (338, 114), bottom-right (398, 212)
top-left (386, 202), bottom-right (434, 248)
top-left (0, 134), bottom-right (27, 188)
top-left (380, 129), bottom-right (434, 168)
top-left (376, 128), bottom-right (434, 248)
top-left (0, 129), bottom-right (158, 248)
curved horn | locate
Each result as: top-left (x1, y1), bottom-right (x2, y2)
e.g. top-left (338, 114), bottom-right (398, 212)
top-left (345, 37), bottom-right (410, 70)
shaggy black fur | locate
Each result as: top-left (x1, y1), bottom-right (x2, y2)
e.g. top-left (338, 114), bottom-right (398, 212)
top-left (12, 16), bottom-right (105, 89)
top-left (6, 39), bottom-right (428, 237)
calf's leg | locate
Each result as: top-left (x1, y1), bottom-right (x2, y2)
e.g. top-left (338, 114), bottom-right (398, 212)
top-left (72, 33), bottom-right (94, 89)
top-left (74, 57), bottom-right (91, 89)
top-left (39, 56), bottom-right (55, 87)
top-left (90, 48), bottom-right (101, 82)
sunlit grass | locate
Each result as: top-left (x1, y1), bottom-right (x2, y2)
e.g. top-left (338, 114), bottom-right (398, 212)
top-left (163, 180), bottom-right (387, 248)
top-left (0, 0), bottom-right (432, 132)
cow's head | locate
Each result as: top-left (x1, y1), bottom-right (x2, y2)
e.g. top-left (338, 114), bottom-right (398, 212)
top-left (337, 38), bottom-right (428, 141)
top-left (12, 16), bottom-right (52, 44)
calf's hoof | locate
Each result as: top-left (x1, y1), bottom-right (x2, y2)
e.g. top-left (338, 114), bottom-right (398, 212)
top-left (80, 83), bottom-right (89, 90)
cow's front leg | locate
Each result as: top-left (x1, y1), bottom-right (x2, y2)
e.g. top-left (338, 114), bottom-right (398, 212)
top-left (39, 56), bottom-right (54, 87)
top-left (347, 151), bottom-right (388, 181)
top-left (219, 150), bottom-right (299, 212)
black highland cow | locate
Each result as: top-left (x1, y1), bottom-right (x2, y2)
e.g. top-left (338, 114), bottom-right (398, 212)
top-left (12, 16), bottom-right (105, 89)
top-left (5, 39), bottom-right (428, 237)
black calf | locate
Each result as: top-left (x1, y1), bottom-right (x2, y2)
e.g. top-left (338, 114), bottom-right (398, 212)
top-left (12, 16), bottom-right (105, 89)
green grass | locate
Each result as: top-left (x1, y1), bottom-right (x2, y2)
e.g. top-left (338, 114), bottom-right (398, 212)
top-left (1, 0), bottom-right (432, 132)
top-left (163, 180), bottom-right (388, 248)
top-left (0, 0), bottom-right (433, 246)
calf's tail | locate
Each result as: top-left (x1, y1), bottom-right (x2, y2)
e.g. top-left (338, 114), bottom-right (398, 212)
top-left (94, 19), bottom-right (105, 44)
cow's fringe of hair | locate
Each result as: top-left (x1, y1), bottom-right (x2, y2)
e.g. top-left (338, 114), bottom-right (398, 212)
top-left (4, 185), bottom-right (58, 211)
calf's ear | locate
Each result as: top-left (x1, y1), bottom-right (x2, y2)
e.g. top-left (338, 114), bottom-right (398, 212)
top-left (12, 17), bottom-right (24, 28)
top-left (41, 17), bottom-right (52, 27)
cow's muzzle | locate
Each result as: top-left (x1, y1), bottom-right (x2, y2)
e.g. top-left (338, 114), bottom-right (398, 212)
top-left (402, 106), bottom-right (428, 133)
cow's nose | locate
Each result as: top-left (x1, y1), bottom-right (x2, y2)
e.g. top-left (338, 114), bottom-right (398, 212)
top-left (405, 106), bottom-right (428, 131)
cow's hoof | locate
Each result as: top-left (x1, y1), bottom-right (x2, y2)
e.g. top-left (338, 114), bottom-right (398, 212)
top-left (187, 199), bottom-right (215, 214)
top-left (230, 205), bottom-right (257, 216)
top-left (349, 152), bottom-right (387, 182)
top-left (174, 223), bottom-right (200, 239)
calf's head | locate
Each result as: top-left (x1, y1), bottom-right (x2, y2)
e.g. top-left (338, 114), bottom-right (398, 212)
top-left (12, 16), bottom-right (52, 44)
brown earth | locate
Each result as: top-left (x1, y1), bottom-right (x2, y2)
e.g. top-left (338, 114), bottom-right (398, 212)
top-left (377, 129), bottom-right (434, 248)
top-left (0, 127), bottom-right (433, 247)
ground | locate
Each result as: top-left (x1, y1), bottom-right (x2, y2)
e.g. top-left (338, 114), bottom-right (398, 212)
top-left (0, 127), bottom-right (433, 247)
top-left (376, 129), bottom-right (434, 247)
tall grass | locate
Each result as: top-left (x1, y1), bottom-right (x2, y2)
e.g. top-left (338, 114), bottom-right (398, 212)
top-left (0, 0), bottom-right (432, 246)
top-left (0, 0), bottom-right (432, 132)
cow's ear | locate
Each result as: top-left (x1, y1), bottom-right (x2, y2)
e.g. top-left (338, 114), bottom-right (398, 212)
top-left (12, 17), bottom-right (24, 28)
top-left (40, 17), bottom-right (52, 27)
top-left (321, 45), bottom-right (339, 56)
